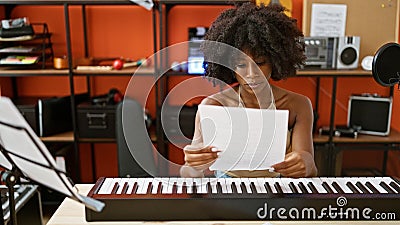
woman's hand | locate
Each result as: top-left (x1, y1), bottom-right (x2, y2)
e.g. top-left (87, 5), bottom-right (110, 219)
top-left (183, 145), bottom-right (220, 172)
top-left (272, 151), bottom-right (317, 177)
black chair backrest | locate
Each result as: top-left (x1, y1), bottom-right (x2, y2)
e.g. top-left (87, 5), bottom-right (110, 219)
top-left (116, 98), bottom-right (156, 177)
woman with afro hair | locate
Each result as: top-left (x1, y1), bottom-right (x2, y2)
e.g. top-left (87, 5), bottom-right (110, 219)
top-left (181, 2), bottom-right (318, 178)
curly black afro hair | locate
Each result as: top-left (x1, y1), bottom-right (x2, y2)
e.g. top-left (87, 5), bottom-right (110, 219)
top-left (201, 2), bottom-right (306, 84)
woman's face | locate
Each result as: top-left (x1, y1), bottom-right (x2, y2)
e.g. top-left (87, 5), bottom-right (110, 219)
top-left (233, 51), bottom-right (272, 94)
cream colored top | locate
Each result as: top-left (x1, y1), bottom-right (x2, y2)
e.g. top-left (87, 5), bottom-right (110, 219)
top-left (189, 86), bottom-right (292, 178)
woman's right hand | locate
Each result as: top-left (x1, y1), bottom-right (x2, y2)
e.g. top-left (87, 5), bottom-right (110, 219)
top-left (183, 145), bottom-right (220, 172)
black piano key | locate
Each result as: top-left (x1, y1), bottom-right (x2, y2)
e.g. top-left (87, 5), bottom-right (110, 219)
top-left (146, 183), bottom-right (153, 194)
top-left (379, 182), bottom-right (395, 194)
top-left (182, 182), bottom-right (187, 194)
top-left (288, 182), bottom-right (299, 194)
top-left (332, 182), bottom-right (344, 194)
top-left (298, 182), bottom-right (309, 194)
top-left (322, 182), bottom-right (334, 193)
top-left (192, 182), bottom-right (198, 194)
top-left (346, 182), bottom-right (360, 194)
top-left (111, 182), bottom-right (119, 194)
top-left (264, 182), bottom-right (273, 193)
top-left (240, 182), bottom-right (248, 193)
top-left (231, 183), bottom-right (238, 194)
top-left (355, 182), bottom-right (370, 194)
top-left (172, 182), bottom-right (177, 194)
top-left (121, 182), bottom-right (128, 194)
top-left (365, 182), bottom-right (379, 194)
top-left (216, 182), bottom-right (223, 194)
top-left (274, 182), bottom-right (283, 194)
top-left (132, 182), bottom-right (138, 194)
top-left (206, 182), bottom-right (212, 194)
top-left (389, 182), bottom-right (400, 193)
top-left (250, 182), bottom-right (257, 194)
top-left (307, 182), bottom-right (318, 194)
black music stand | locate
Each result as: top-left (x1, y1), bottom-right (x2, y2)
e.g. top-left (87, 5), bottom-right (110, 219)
top-left (0, 97), bottom-right (104, 225)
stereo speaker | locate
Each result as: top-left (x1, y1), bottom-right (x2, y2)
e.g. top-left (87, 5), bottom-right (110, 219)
top-left (337, 36), bottom-right (360, 69)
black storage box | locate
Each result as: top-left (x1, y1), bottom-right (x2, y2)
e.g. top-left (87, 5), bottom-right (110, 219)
top-left (13, 94), bottom-right (88, 137)
top-left (13, 97), bottom-right (40, 135)
top-left (77, 102), bottom-right (117, 138)
top-left (347, 95), bottom-right (392, 136)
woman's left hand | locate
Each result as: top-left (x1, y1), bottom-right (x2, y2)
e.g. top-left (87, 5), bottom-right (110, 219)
top-left (272, 151), bottom-right (317, 177)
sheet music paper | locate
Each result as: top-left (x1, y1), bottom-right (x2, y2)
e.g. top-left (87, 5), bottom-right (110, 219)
top-left (0, 97), bottom-right (104, 212)
top-left (198, 105), bottom-right (288, 171)
top-left (310, 3), bottom-right (347, 37)
top-left (129, 0), bottom-right (153, 10)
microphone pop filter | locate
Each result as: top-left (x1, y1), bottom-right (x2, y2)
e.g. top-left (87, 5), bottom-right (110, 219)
top-left (372, 42), bottom-right (400, 87)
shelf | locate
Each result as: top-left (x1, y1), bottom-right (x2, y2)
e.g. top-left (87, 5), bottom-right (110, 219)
top-left (40, 131), bottom-right (74, 142)
top-left (314, 129), bottom-right (400, 144)
top-left (332, 129), bottom-right (400, 144)
top-left (158, 0), bottom-right (249, 5)
top-left (297, 68), bottom-right (372, 77)
top-left (73, 66), bottom-right (155, 76)
top-left (39, 130), bottom-right (157, 143)
top-left (0, 0), bottom-right (138, 5)
top-left (0, 68), bottom-right (69, 76)
top-left (0, 67), bottom-right (157, 77)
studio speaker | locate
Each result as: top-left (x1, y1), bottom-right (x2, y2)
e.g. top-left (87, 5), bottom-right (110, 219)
top-left (337, 36), bottom-right (360, 69)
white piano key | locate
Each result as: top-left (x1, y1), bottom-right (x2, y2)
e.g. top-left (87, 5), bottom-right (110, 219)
top-left (256, 178), bottom-right (268, 194)
top-left (231, 178), bottom-right (242, 194)
top-left (109, 178), bottom-right (122, 194)
top-left (161, 177), bottom-right (173, 194)
top-left (125, 178), bottom-right (137, 194)
top-left (368, 177), bottom-right (388, 193)
top-left (290, 178), bottom-right (304, 193)
top-left (241, 178), bottom-right (253, 194)
top-left (167, 177), bottom-right (178, 194)
top-left (279, 178), bottom-right (293, 193)
top-left (297, 178), bottom-right (313, 193)
top-left (333, 177), bottom-right (353, 194)
top-left (320, 177), bottom-right (338, 193)
top-left (209, 178), bottom-right (218, 194)
top-left (218, 178), bottom-right (228, 194)
top-left (271, 178), bottom-right (283, 193)
top-left (345, 177), bottom-right (363, 193)
top-left (136, 178), bottom-right (152, 194)
top-left (352, 177), bottom-right (376, 193)
top-left (300, 178), bottom-right (319, 193)
top-left (98, 178), bottom-right (114, 194)
top-left (116, 178), bottom-right (130, 194)
top-left (175, 177), bottom-right (184, 194)
top-left (193, 178), bottom-right (202, 194)
top-left (151, 178), bottom-right (161, 194)
top-left (249, 178), bottom-right (263, 193)
top-left (184, 178), bottom-right (193, 194)
top-left (381, 177), bottom-right (398, 194)
top-left (198, 178), bottom-right (209, 194)
top-left (264, 178), bottom-right (277, 193)
top-left (382, 177), bottom-right (399, 193)
top-left (224, 178), bottom-right (234, 194)
top-left (305, 178), bottom-right (327, 194)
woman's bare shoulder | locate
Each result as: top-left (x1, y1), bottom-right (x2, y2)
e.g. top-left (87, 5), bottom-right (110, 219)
top-left (274, 86), bottom-right (311, 106)
top-left (201, 87), bottom-right (238, 106)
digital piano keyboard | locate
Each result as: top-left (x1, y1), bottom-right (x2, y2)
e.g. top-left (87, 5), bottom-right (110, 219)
top-left (85, 177), bottom-right (400, 221)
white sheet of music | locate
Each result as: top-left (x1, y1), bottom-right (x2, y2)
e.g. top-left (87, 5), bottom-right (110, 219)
top-left (198, 105), bottom-right (288, 171)
top-left (0, 97), bottom-right (74, 195)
